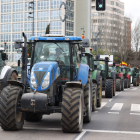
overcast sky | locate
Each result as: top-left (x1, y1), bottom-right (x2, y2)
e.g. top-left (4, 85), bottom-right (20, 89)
top-left (120, 0), bottom-right (140, 27)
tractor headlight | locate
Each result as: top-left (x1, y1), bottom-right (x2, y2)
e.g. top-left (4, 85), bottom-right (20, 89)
top-left (31, 72), bottom-right (37, 89)
top-left (41, 72), bottom-right (50, 89)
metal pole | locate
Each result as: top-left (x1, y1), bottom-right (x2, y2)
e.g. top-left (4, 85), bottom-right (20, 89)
top-left (32, 0), bottom-right (34, 36)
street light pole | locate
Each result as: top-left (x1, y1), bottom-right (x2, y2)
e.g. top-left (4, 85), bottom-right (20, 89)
top-left (32, 0), bottom-right (34, 36)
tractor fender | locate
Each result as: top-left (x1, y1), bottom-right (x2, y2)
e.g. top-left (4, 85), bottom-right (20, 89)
top-left (92, 70), bottom-right (101, 84)
top-left (126, 74), bottom-right (130, 79)
top-left (118, 73), bottom-right (123, 80)
top-left (78, 64), bottom-right (89, 85)
top-left (0, 67), bottom-right (18, 91)
top-left (66, 81), bottom-right (83, 89)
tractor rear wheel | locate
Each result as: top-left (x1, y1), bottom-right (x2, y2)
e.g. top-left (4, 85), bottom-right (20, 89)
top-left (116, 79), bottom-right (121, 91)
top-left (113, 79), bottom-right (116, 96)
top-left (92, 83), bottom-right (97, 111)
top-left (25, 113), bottom-right (42, 122)
top-left (83, 79), bottom-right (92, 123)
top-left (97, 77), bottom-right (102, 107)
top-left (121, 79), bottom-right (124, 91)
top-left (61, 88), bottom-right (83, 133)
top-left (0, 86), bottom-right (24, 131)
top-left (124, 78), bottom-right (128, 88)
top-left (133, 78), bottom-right (137, 86)
top-left (105, 79), bottom-right (113, 98)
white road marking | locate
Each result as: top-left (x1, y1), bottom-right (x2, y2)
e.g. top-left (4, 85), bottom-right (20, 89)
top-left (108, 112), bottom-right (119, 114)
top-left (109, 99), bottom-right (112, 102)
top-left (93, 111), bottom-right (98, 113)
top-left (130, 113), bottom-right (140, 116)
top-left (131, 88), bottom-right (137, 90)
top-left (131, 104), bottom-right (140, 112)
top-left (75, 130), bottom-right (86, 140)
top-left (97, 102), bottom-right (107, 109)
top-left (111, 103), bottom-right (123, 111)
top-left (82, 129), bottom-right (140, 135)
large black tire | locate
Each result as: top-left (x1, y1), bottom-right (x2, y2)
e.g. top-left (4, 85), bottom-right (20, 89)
top-left (61, 88), bottom-right (83, 133)
top-left (116, 79), bottom-right (121, 91)
top-left (133, 78), bottom-right (137, 86)
top-left (97, 77), bottom-right (102, 107)
top-left (25, 113), bottom-right (42, 122)
top-left (105, 79), bottom-right (113, 98)
top-left (113, 79), bottom-right (116, 96)
top-left (121, 79), bottom-right (124, 91)
top-left (83, 80), bottom-right (92, 123)
top-left (124, 78), bottom-right (128, 88)
top-left (128, 79), bottom-right (131, 88)
top-left (0, 86), bottom-right (24, 131)
top-left (92, 83), bottom-right (97, 111)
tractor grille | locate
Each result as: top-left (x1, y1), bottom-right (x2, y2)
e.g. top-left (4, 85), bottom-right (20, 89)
top-left (34, 71), bottom-right (46, 87)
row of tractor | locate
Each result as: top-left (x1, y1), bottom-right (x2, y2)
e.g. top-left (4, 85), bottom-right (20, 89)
top-left (0, 34), bottom-right (139, 133)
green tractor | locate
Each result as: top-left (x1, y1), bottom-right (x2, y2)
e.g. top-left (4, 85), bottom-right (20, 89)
top-left (121, 66), bottom-right (131, 88)
top-left (0, 33), bottom-right (95, 133)
top-left (130, 67), bottom-right (140, 86)
top-left (81, 52), bottom-right (102, 110)
top-left (109, 64), bottom-right (124, 91)
top-left (94, 56), bottom-right (116, 98)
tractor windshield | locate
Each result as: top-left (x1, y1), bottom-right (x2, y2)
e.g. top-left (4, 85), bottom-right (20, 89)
top-left (33, 42), bottom-right (69, 65)
top-left (100, 61), bottom-right (105, 70)
top-left (81, 56), bottom-right (88, 64)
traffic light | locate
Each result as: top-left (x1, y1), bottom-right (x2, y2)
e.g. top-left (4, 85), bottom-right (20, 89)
top-left (96, 0), bottom-right (106, 11)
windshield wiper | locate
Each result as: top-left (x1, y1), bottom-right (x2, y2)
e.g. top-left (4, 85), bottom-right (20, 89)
top-left (54, 42), bottom-right (64, 52)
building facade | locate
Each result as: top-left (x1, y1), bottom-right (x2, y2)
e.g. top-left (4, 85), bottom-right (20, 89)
top-left (124, 17), bottom-right (132, 50)
top-left (91, 0), bottom-right (124, 53)
top-left (0, 0), bottom-right (75, 64)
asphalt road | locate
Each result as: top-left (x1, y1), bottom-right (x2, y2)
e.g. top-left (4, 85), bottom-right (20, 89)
top-left (0, 85), bottom-right (140, 140)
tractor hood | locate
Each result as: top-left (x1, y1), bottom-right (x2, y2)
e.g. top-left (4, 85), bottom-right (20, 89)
top-left (30, 61), bottom-right (60, 91)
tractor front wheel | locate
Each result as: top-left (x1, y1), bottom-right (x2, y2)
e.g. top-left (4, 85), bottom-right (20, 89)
top-left (121, 79), bottom-right (124, 91)
top-left (105, 79), bottom-right (113, 98)
top-left (92, 83), bottom-right (97, 111)
top-left (133, 78), bottom-right (137, 87)
top-left (97, 77), bottom-right (102, 107)
top-left (124, 78), bottom-right (128, 88)
top-left (0, 86), bottom-right (24, 131)
top-left (116, 79), bottom-right (121, 91)
top-left (61, 88), bottom-right (83, 133)
top-left (128, 79), bottom-right (131, 88)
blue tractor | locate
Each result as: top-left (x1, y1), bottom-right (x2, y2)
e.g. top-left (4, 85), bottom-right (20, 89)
top-left (0, 33), bottom-right (95, 133)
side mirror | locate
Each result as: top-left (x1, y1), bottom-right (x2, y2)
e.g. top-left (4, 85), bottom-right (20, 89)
top-left (82, 38), bottom-right (90, 47)
top-left (18, 60), bottom-right (20, 67)
top-left (15, 40), bottom-right (22, 49)
top-left (1, 53), bottom-right (7, 61)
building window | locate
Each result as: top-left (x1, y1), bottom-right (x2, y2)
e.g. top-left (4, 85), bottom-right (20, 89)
top-left (66, 0), bottom-right (74, 10)
top-left (66, 32), bottom-right (73, 36)
top-left (67, 12), bottom-right (74, 21)
top-left (1, 4), bottom-right (11, 13)
top-left (12, 33), bottom-right (23, 42)
top-left (1, 34), bottom-right (11, 42)
top-left (12, 53), bottom-right (21, 62)
top-left (38, 21), bottom-right (49, 31)
top-left (25, 12), bottom-right (36, 21)
top-left (51, 10), bottom-right (61, 19)
top-left (13, 3), bottom-right (23, 12)
top-left (25, 22), bottom-right (36, 31)
top-left (1, 14), bottom-right (11, 23)
top-left (0, 44), bottom-right (11, 52)
top-left (51, 0), bottom-right (62, 9)
top-left (13, 23), bottom-right (23, 32)
top-left (50, 31), bottom-right (62, 34)
top-left (38, 11), bottom-right (49, 20)
top-left (25, 2), bottom-right (36, 11)
top-left (13, 0), bottom-right (23, 2)
top-left (13, 13), bottom-right (23, 22)
top-left (50, 21), bottom-right (62, 30)
top-left (66, 21), bottom-right (74, 31)
top-left (25, 32), bottom-right (32, 40)
top-left (1, 0), bottom-right (11, 3)
top-left (38, 0), bottom-right (49, 10)
top-left (1, 24), bottom-right (11, 33)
